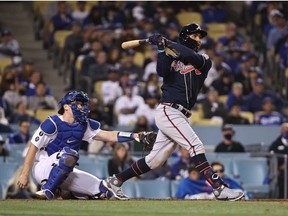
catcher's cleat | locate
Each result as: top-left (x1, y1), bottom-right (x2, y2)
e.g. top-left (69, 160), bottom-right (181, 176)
top-left (102, 175), bottom-right (129, 200)
top-left (35, 189), bottom-right (55, 200)
top-left (213, 184), bottom-right (245, 201)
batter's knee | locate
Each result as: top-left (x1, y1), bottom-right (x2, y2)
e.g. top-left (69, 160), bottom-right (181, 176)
top-left (145, 157), bottom-right (165, 170)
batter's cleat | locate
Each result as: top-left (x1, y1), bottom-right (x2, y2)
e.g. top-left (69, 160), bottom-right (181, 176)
top-left (213, 185), bottom-right (245, 201)
top-left (102, 175), bottom-right (129, 200)
top-left (35, 189), bottom-right (55, 200)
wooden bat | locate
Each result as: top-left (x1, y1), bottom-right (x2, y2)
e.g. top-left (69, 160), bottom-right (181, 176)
top-left (121, 39), bottom-right (149, 49)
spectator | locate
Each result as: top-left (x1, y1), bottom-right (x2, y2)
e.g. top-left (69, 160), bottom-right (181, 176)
top-left (214, 124), bottom-right (245, 153)
top-left (7, 119), bottom-right (31, 144)
top-left (254, 97), bottom-right (286, 125)
top-left (87, 50), bottom-right (110, 82)
top-left (0, 97), bottom-right (13, 123)
top-left (138, 18), bottom-right (155, 39)
top-left (202, 2), bottom-right (227, 24)
top-left (24, 82), bottom-right (58, 112)
top-left (24, 71), bottom-right (51, 97)
top-left (142, 46), bottom-right (158, 81)
top-left (211, 161), bottom-right (248, 198)
top-left (108, 143), bottom-right (134, 176)
top-left (235, 66), bottom-right (261, 96)
top-left (0, 106), bottom-right (8, 125)
top-left (10, 101), bottom-right (41, 125)
top-left (269, 122), bottom-right (288, 198)
top-left (142, 161), bottom-right (172, 180)
top-left (245, 78), bottom-right (283, 113)
top-left (0, 122), bottom-right (13, 133)
top-left (266, 9), bottom-right (288, 51)
top-left (64, 21), bottom-right (83, 59)
top-left (202, 88), bottom-right (228, 120)
top-left (218, 22), bottom-right (244, 49)
top-left (0, 135), bottom-right (9, 157)
top-left (80, 40), bottom-right (103, 77)
top-left (0, 29), bottom-right (20, 57)
top-left (50, 2), bottom-right (74, 32)
top-left (6, 166), bottom-right (38, 199)
top-left (224, 104), bottom-right (250, 125)
top-left (211, 70), bottom-right (233, 96)
top-left (88, 98), bottom-right (111, 128)
top-left (71, 1), bottom-right (89, 24)
top-left (131, 115), bottom-right (153, 153)
top-left (171, 146), bottom-right (194, 180)
top-left (101, 67), bottom-right (123, 106)
top-left (205, 51), bottom-right (231, 89)
top-left (114, 83), bottom-right (145, 126)
top-left (136, 96), bottom-right (158, 130)
top-left (142, 160), bottom-right (172, 180)
top-left (82, 5), bottom-right (107, 27)
top-left (226, 47), bottom-right (247, 74)
top-left (119, 49), bottom-right (144, 82)
top-left (226, 82), bottom-right (248, 111)
top-left (176, 164), bottom-right (213, 199)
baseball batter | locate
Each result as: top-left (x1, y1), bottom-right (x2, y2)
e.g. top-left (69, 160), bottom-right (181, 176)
top-left (103, 23), bottom-right (244, 201)
top-left (17, 91), bottom-right (146, 200)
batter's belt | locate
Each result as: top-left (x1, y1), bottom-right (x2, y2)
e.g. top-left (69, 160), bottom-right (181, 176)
top-left (161, 103), bottom-right (192, 118)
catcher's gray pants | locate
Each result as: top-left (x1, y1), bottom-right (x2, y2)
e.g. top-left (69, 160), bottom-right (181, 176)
top-left (145, 104), bottom-right (205, 169)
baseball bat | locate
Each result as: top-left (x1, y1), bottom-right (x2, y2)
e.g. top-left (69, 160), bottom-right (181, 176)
top-left (121, 39), bottom-right (149, 49)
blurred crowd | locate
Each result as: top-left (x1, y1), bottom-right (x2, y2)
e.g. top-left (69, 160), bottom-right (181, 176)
top-left (0, 2), bottom-right (287, 134)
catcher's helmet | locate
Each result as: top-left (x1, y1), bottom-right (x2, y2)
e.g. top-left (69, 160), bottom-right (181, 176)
top-left (179, 23), bottom-right (207, 51)
top-left (58, 91), bottom-right (90, 124)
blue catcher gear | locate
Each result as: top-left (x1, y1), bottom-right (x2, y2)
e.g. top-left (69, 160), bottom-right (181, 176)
top-left (58, 91), bottom-right (90, 124)
top-left (179, 23), bottom-right (207, 52)
top-left (40, 147), bottom-right (79, 199)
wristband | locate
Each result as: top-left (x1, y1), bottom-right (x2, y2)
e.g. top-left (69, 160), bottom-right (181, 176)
top-left (158, 50), bottom-right (165, 53)
top-left (117, 132), bottom-right (135, 142)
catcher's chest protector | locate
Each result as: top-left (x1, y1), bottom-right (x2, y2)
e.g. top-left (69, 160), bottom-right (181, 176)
top-left (46, 116), bottom-right (86, 156)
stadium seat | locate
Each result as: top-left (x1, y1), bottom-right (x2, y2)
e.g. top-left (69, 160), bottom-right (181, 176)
top-left (206, 23), bottom-right (227, 41)
top-left (0, 162), bottom-right (19, 188)
top-left (170, 180), bottom-right (180, 198)
top-left (94, 81), bottom-right (103, 102)
top-left (6, 144), bottom-right (26, 160)
top-left (232, 158), bottom-right (269, 194)
top-left (133, 52), bottom-right (144, 67)
top-left (122, 181), bottom-right (137, 199)
top-left (240, 111), bottom-right (254, 124)
top-left (0, 58), bottom-right (12, 75)
top-left (77, 161), bottom-right (108, 179)
top-left (134, 180), bottom-right (171, 199)
top-left (35, 109), bottom-right (58, 122)
top-left (78, 155), bottom-right (96, 164)
top-left (218, 95), bottom-right (228, 104)
top-left (54, 30), bottom-right (72, 49)
top-left (176, 12), bottom-right (203, 27)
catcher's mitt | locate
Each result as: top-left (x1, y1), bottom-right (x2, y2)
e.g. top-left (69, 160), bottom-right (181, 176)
top-left (137, 131), bottom-right (157, 151)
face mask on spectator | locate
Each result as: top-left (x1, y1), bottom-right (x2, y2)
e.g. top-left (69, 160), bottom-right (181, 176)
top-left (282, 131), bottom-right (288, 139)
top-left (224, 134), bottom-right (233, 140)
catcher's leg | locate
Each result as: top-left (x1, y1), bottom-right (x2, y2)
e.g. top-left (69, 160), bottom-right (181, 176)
top-left (35, 147), bottom-right (79, 199)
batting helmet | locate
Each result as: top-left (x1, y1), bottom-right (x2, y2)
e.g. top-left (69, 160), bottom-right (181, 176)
top-left (179, 23), bottom-right (207, 51)
top-left (58, 91), bottom-right (90, 124)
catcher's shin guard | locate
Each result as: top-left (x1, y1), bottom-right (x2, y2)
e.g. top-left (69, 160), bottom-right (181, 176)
top-left (40, 147), bottom-right (79, 199)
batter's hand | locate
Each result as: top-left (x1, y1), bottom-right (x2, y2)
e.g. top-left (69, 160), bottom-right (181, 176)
top-left (148, 33), bottom-right (166, 50)
top-left (17, 174), bottom-right (29, 189)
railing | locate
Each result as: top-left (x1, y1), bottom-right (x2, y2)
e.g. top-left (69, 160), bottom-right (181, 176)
top-left (250, 152), bottom-right (288, 199)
